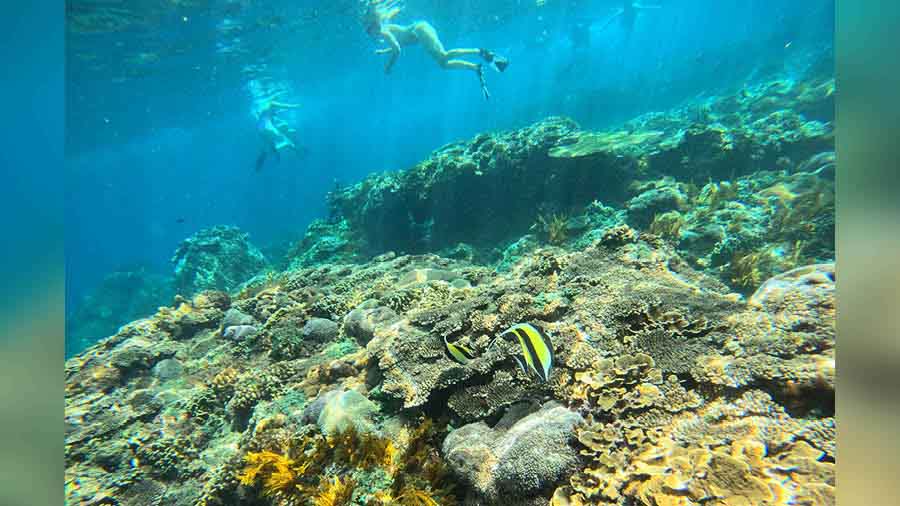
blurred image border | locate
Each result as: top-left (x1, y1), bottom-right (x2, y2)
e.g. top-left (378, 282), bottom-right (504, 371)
top-left (4, 1), bottom-right (899, 506)
top-left (837, 1), bottom-right (900, 506)
top-left (0, 1), bottom-right (65, 506)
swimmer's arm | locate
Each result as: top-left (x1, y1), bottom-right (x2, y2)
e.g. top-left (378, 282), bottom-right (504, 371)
top-left (381, 28), bottom-right (401, 55)
top-left (378, 28), bottom-right (401, 72)
top-left (596, 9), bottom-right (623, 32)
top-left (270, 101), bottom-right (301, 109)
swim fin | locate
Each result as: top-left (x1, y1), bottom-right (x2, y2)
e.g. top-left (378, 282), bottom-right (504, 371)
top-left (477, 64), bottom-right (490, 100)
top-left (480, 49), bottom-right (509, 72)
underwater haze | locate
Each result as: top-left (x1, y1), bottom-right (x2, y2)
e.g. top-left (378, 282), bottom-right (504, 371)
top-left (66, 1), bottom-right (836, 505)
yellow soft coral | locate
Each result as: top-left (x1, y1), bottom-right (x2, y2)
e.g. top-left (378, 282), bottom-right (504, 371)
top-left (237, 449), bottom-right (314, 497)
top-left (396, 485), bottom-right (441, 506)
top-left (326, 426), bottom-right (397, 470)
top-left (239, 420), bottom-right (456, 505)
top-left (314, 476), bottom-right (355, 506)
top-left (237, 450), bottom-right (286, 487)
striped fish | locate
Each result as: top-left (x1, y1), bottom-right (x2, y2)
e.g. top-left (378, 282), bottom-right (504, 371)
top-left (493, 323), bottom-right (555, 382)
top-left (444, 336), bottom-right (477, 365)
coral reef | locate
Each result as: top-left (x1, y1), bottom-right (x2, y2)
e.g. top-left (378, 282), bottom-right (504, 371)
top-left (172, 225), bottom-right (268, 296)
top-left (287, 218), bottom-right (366, 270)
top-left (66, 75), bottom-right (833, 506)
top-left (315, 77), bottom-right (832, 269)
top-left (66, 267), bottom-right (174, 357)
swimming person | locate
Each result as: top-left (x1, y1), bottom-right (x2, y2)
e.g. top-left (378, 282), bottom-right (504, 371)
top-left (596, 0), bottom-right (661, 37)
top-left (362, 0), bottom-right (509, 99)
top-left (255, 99), bottom-right (301, 172)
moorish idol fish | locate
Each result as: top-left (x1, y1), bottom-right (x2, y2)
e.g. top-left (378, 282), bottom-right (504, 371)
top-left (491, 323), bottom-right (555, 382)
top-left (443, 336), bottom-right (477, 365)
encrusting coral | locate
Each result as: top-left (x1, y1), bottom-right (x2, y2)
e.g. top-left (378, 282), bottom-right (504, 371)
top-left (554, 391), bottom-right (834, 506)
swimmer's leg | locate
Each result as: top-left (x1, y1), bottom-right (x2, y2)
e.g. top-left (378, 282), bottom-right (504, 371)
top-left (415, 22), bottom-right (472, 70)
top-left (477, 64), bottom-right (490, 100)
top-left (413, 21), bottom-right (492, 99)
top-left (441, 59), bottom-right (480, 71)
top-left (446, 48), bottom-right (481, 58)
top-left (438, 58), bottom-right (490, 99)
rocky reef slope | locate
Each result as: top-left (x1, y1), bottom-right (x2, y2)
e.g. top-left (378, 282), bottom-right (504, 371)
top-left (312, 77), bottom-right (833, 281)
top-left (65, 76), bottom-right (835, 506)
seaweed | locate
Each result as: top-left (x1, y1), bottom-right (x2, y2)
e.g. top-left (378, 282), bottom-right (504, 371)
top-left (236, 420), bottom-right (455, 506)
top-left (314, 476), bottom-right (356, 506)
top-left (646, 211), bottom-right (685, 242)
top-left (537, 213), bottom-right (570, 245)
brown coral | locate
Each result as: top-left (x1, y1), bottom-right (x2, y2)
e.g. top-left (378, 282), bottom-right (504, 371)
top-left (559, 392), bottom-right (834, 506)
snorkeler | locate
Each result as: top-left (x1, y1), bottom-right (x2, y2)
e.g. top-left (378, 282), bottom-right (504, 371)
top-left (362, 0), bottom-right (509, 99)
top-left (596, 0), bottom-right (661, 37)
top-left (255, 99), bottom-right (301, 172)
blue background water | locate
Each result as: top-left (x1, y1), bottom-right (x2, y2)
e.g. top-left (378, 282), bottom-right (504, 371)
top-left (65, 0), bottom-right (833, 346)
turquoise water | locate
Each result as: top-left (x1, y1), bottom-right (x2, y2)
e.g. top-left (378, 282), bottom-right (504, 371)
top-left (66, 0), bottom-right (833, 356)
top-left (64, 3), bottom-right (836, 505)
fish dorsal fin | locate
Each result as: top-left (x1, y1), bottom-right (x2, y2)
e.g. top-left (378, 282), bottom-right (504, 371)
top-left (513, 355), bottom-right (528, 375)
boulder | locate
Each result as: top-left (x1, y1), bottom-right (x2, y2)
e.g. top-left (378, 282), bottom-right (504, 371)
top-left (442, 402), bottom-right (583, 502)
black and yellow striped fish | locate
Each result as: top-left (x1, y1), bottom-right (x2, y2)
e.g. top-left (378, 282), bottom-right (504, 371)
top-left (492, 323), bottom-right (555, 382)
top-left (443, 336), bottom-right (477, 365)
